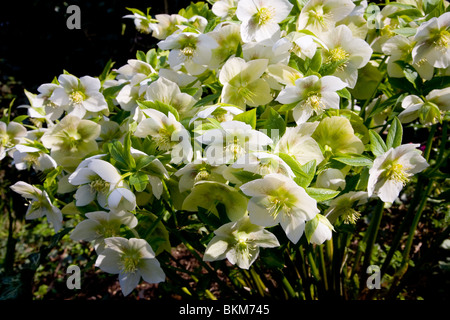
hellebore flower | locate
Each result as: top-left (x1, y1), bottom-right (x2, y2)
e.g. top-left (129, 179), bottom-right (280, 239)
top-left (0, 121), bottom-right (27, 160)
top-left (203, 215), bottom-right (279, 269)
top-left (240, 173), bottom-right (319, 244)
top-left (95, 237), bottom-right (165, 296)
top-left (368, 144), bottom-right (429, 203)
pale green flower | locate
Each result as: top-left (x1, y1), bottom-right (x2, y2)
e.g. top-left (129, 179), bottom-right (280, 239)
top-left (12, 144), bottom-right (57, 172)
top-left (368, 144), bottom-right (429, 203)
top-left (203, 215), bottom-right (279, 269)
top-left (208, 23), bottom-right (242, 68)
top-left (10, 181), bottom-right (63, 232)
top-left (232, 152), bottom-right (295, 178)
top-left (240, 173), bottom-right (319, 244)
top-left (311, 116), bottom-right (364, 158)
top-left (0, 121), bottom-right (27, 160)
top-left (315, 168), bottom-right (346, 191)
top-left (95, 237), bottom-right (165, 296)
top-left (274, 122), bottom-right (324, 165)
top-left (174, 158), bottom-right (226, 193)
top-left (70, 210), bottom-right (138, 253)
top-left (306, 214), bottom-right (334, 245)
top-left (219, 57), bottom-right (273, 108)
top-left (40, 115), bottom-right (101, 171)
top-left (212, 0), bottom-right (238, 18)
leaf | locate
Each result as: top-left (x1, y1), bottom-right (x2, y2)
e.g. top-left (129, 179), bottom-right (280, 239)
top-left (262, 107), bottom-right (286, 138)
top-left (135, 211), bottom-right (171, 255)
top-left (129, 172), bottom-right (149, 192)
top-left (193, 92), bottom-right (220, 108)
top-left (231, 170), bottom-right (263, 184)
top-left (309, 48), bottom-right (322, 72)
top-left (277, 153), bottom-right (310, 180)
top-left (386, 117), bottom-right (403, 149)
top-left (306, 187), bottom-right (340, 202)
top-left (294, 160), bottom-right (317, 188)
top-left (233, 108), bottom-right (257, 129)
top-left (369, 130), bottom-right (388, 157)
top-left (333, 154), bottom-right (373, 167)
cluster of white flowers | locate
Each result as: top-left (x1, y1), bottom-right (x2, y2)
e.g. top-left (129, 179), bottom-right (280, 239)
top-left (3, 0), bottom-right (449, 297)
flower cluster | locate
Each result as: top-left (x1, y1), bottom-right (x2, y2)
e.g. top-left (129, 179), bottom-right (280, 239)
top-left (3, 0), bottom-right (449, 297)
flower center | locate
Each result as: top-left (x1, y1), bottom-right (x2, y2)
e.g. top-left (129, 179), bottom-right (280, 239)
top-left (237, 86), bottom-right (257, 102)
top-left (181, 46), bottom-right (196, 58)
top-left (254, 7), bottom-right (274, 26)
top-left (267, 195), bottom-right (291, 219)
top-left (194, 168), bottom-right (210, 182)
top-left (342, 207), bottom-right (361, 224)
top-left (327, 47), bottom-right (350, 64)
top-left (154, 128), bottom-right (173, 151)
top-left (96, 221), bottom-right (120, 238)
top-left (90, 178), bottom-right (111, 193)
top-left (0, 134), bottom-right (12, 148)
top-left (432, 29), bottom-right (450, 49)
top-left (309, 6), bottom-right (332, 28)
top-left (304, 94), bottom-right (324, 113)
top-left (23, 153), bottom-right (40, 166)
top-left (120, 250), bottom-right (142, 274)
top-left (385, 162), bottom-right (412, 185)
top-left (70, 90), bottom-right (85, 104)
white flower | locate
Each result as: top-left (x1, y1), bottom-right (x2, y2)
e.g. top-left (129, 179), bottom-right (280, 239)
top-left (307, 214), bottom-right (334, 245)
top-left (12, 144), bottom-right (57, 172)
top-left (135, 108), bottom-right (193, 164)
top-left (232, 152), bottom-right (295, 178)
top-left (27, 83), bottom-right (64, 121)
top-left (398, 88), bottom-right (450, 125)
top-left (412, 12), bottom-right (450, 69)
top-left (150, 14), bottom-right (188, 40)
top-left (242, 35), bottom-right (292, 65)
top-left (212, 0), bottom-right (238, 18)
top-left (190, 103), bottom-right (244, 125)
top-left (240, 173), bottom-right (319, 244)
top-left (236, 0), bottom-right (293, 43)
top-left (158, 32), bottom-right (218, 75)
top-left (116, 74), bottom-right (147, 112)
top-left (297, 0), bottom-right (355, 35)
top-left (10, 181), bottom-right (62, 232)
top-left (70, 210), bottom-right (138, 253)
top-left (49, 74), bottom-right (108, 118)
top-left (68, 159), bottom-right (123, 208)
top-left (368, 144), bottom-right (429, 203)
top-left (123, 12), bottom-right (155, 34)
top-left (276, 75), bottom-right (347, 124)
top-left (315, 168), bottom-right (346, 190)
top-left (144, 77), bottom-right (196, 117)
top-left (325, 191), bottom-right (368, 224)
top-left (219, 57), bottom-right (273, 108)
top-left (319, 25), bottom-right (373, 88)
top-left (174, 158), bottom-right (226, 193)
top-left (0, 121), bottom-right (27, 160)
top-left (274, 122), bottom-right (324, 165)
top-left (115, 59), bottom-right (156, 81)
top-left (95, 237), bottom-right (165, 296)
top-left (196, 120), bottom-right (272, 165)
top-left (203, 215), bottom-right (279, 269)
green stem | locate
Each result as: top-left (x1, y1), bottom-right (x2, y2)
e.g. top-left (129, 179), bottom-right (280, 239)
top-left (281, 273), bottom-right (298, 299)
top-left (361, 200), bottom-right (384, 287)
top-left (250, 267), bottom-right (266, 297)
top-left (319, 245), bottom-right (329, 292)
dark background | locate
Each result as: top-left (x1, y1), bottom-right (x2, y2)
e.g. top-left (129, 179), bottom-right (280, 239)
top-left (0, 0), bottom-right (192, 105)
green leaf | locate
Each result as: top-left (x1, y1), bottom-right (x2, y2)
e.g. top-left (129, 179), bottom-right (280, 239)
top-left (309, 48), bottom-right (322, 72)
top-left (337, 88), bottom-right (352, 100)
top-left (277, 153), bottom-right (309, 180)
top-left (386, 117), bottom-right (403, 149)
top-left (262, 107), bottom-right (286, 138)
top-left (193, 92), bottom-right (220, 108)
top-left (306, 187), bottom-right (340, 202)
top-left (129, 172), bottom-right (149, 192)
top-left (231, 170), bottom-right (263, 184)
top-left (135, 211), bottom-right (171, 255)
top-left (136, 50), bottom-right (147, 62)
top-left (392, 28), bottom-right (417, 37)
top-left (233, 108), bottom-right (257, 129)
top-left (333, 154), bottom-right (373, 167)
top-left (294, 160), bottom-right (317, 188)
top-left (369, 130), bottom-right (388, 157)
top-left (137, 100), bottom-right (180, 121)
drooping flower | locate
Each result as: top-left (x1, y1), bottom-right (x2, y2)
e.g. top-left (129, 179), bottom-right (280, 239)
top-left (40, 115), bottom-right (101, 171)
top-left (0, 121), bottom-right (27, 160)
top-left (368, 144), bottom-right (429, 203)
top-left (219, 57), bottom-right (273, 108)
top-left (212, 0), bottom-right (238, 19)
top-left (232, 151), bottom-right (295, 178)
top-left (196, 120), bottom-right (272, 165)
top-left (275, 75), bottom-right (347, 124)
top-left (315, 168), bottom-right (346, 190)
top-left (190, 103), bottom-right (244, 126)
top-left (297, 0), bottom-right (355, 35)
top-left (95, 237), bottom-right (165, 296)
top-left (240, 173), bottom-right (320, 244)
top-left (150, 14), bottom-right (188, 40)
top-left (236, 0), bottom-right (293, 43)
top-left (10, 181), bottom-right (62, 232)
top-left (68, 158), bottom-right (123, 208)
top-left (174, 158), bottom-right (226, 193)
top-left (412, 12), bottom-right (450, 69)
top-left (306, 214), bottom-right (334, 245)
top-left (203, 215), bottom-right (279, 269)
top-left (49, 74), bottom-right (108, 118)
top-left (398, 88), bottom-right (450, 125)
top-left (325, 191), bottom-right (368, 224)
top-left (12, 144), bottom-right (57, 172)
top-left (70, 210), bottom-right (138, 253)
